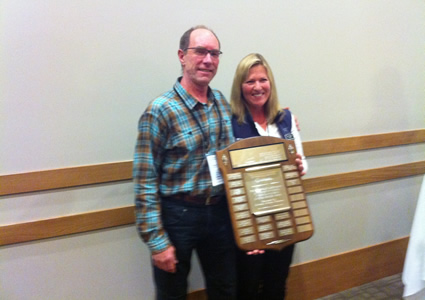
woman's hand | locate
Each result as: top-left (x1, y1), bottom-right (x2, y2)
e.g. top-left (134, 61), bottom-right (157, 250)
top-left (246, 249), bottom-right (265, 255)
top-left (294, 114), bottom-right (300, 131)
top-left (295, 153), bottom-right (306, 177)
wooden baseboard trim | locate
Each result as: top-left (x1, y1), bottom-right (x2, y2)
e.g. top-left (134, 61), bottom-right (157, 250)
top-left (187, 289), bottom-right (207, 300)
top-left (187, 237), bottom-right (409, 300)
top-left (286, 236), bottom-right (409, 299)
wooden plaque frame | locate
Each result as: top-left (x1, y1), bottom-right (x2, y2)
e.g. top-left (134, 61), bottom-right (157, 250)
top-left (216, 136), bottom-right (314, 251)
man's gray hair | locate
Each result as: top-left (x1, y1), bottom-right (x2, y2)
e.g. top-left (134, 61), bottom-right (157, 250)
top-left (179, 25), bottom-right (221, 51)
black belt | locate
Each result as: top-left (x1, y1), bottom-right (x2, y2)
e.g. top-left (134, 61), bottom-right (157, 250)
top-left (163, 193), bottom-right (224, 205)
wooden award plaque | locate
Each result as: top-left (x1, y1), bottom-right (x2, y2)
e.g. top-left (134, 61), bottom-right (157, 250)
top-left (216, 136), bottom-right (314, 251)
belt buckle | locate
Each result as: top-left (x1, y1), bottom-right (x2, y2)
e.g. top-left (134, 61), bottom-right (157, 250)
top-left (205, 195), bottom-right (211, 205)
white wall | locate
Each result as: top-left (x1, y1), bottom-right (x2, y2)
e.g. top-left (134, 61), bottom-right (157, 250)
top-left (1, 1), bottom-right (424, 299)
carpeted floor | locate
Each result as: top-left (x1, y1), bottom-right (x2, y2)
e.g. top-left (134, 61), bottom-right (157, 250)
top-left (316, 273), bottom-right (404, 300)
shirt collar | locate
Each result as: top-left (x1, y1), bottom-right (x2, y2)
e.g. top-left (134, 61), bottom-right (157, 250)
top-left (174, 77), bottom-right (214, 110)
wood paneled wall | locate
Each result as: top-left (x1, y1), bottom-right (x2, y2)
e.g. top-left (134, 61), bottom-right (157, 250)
top-left (1, 129), bottom-right (424, 299)
top-left (1, 129), bottom-right (424, 246)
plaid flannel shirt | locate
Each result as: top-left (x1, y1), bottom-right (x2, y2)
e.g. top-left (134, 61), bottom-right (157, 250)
top-left (133, 78), bottom-right (234, 253)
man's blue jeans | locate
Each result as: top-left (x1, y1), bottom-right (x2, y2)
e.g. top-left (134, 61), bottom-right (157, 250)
top-left (153, 198), bottom-right (236, 300)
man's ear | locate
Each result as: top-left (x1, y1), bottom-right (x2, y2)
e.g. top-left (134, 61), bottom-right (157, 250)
top-left (178, 49), bottom-right (185, 66)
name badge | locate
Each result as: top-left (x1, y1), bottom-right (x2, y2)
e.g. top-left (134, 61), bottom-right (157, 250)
top-left (206, 154), bottom-right (224, 186)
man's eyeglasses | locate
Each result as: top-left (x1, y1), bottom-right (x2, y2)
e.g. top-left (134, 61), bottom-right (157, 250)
top-left (185, 47), bottom-right (222, 58)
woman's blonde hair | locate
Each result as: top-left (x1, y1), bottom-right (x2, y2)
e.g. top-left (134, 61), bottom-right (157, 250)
top-left (230, 53), bottom-right (282, 124)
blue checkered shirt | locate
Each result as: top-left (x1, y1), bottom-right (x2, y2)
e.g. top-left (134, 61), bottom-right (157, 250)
top-left (133, 78), bottom-right (234, 253)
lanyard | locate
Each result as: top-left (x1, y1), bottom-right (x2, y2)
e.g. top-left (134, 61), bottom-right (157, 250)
top-left (173, 87), bottom-right (223, 153)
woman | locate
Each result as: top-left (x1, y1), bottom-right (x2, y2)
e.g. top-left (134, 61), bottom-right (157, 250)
top-left (230, 53), bottom-right (308, 300)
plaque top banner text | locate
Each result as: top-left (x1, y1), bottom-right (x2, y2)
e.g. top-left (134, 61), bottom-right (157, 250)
top-left (229, 143), bottom-right (287, 168)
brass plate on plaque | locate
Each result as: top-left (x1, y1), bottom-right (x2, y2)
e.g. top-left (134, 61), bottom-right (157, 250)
top-left (216, 136), bottom-right (314, 251)
top-left (229, 143), bottom-right (287, 168)
top-left (244, 167), bottom-right (290, 216)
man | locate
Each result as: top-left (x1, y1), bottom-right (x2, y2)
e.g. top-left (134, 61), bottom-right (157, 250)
top-left (134, 25), bottom-right (236, 299)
